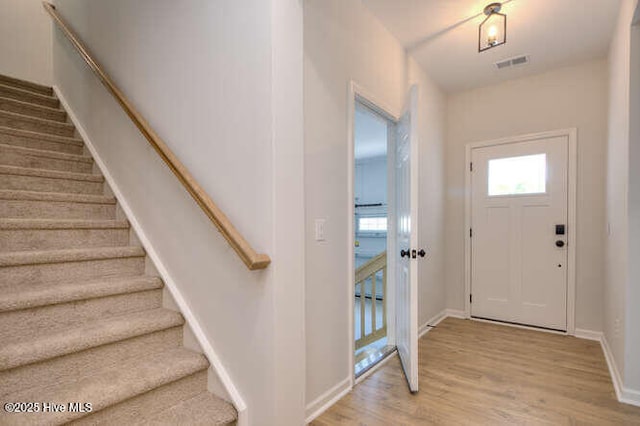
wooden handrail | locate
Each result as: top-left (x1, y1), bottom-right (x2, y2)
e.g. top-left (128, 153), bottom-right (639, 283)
top-left (43, 2), bottom-right (270, 270)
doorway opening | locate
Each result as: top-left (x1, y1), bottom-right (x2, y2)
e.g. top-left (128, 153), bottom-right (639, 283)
top-left (353, 99), bottom-right (395, 377)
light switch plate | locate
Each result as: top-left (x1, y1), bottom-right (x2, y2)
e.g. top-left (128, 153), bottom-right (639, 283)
top-left (315, 219), bottom-right (326, 241)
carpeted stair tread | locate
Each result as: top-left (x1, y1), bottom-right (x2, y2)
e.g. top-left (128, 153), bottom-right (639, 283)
top-left (136, 392), bottom-right (237, 426)
top-left (0, 74), bottom-right (54, 96)
top-left (0, 83), bottom-right (59, 109)
top-left (0, 246), bottom-right (144, 267)
top-left (0, 218), bottom-right (127, 230)
top-left (0, 189), bottom-right (115, 204)
top-left (0, 125), bottom-right (83, 146)
top-left (0, 165), bottom-right (103, 182)
top-left (0, 276), bottom-right (161, 313)
top-left (0, 308), bottom-right (184, 370)
top-left (0, 347), bottom-right (208, 425)
top-left (0, 143), bottom-right (92, 164)
top-left (0, 109), bottom-right (75, 137)
top-left (0, 96), bottom-right (67, 122)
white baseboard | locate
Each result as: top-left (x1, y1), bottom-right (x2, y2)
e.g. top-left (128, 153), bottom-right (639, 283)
top-left (574, 328), bottom-right (603, 341)
top-left (305, 377), bottom-right (351, 424)
top-left (601, 335), bottom-right (640, 407)
top-left (418, 310), bottom-right (447, 338)
top-left (445, 309), bottom-right (466, 319)
top-left (54, 86), bottom-right (249, 424)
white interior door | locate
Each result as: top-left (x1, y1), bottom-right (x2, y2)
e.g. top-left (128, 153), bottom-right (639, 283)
top-left (395, 86), bottom-right (419, 392)
top-left (471, 136), bottom-right (569, 331)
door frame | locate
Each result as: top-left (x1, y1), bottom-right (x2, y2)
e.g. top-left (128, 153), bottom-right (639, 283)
top-left (347, 81), bottom-right (400, 386)
top-left (463, 128), bottom-right (578, 335)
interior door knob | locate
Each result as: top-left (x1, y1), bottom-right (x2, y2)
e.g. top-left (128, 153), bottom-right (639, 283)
top-left (400, 249), bottom-right (410, 258)
top-left (418, 249), bottom-right (426, 258)
top-left (555, 240), bottom-right (565, 248)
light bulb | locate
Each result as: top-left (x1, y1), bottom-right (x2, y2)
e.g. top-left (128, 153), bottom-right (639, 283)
top-left (487, 25), bottom-right (498, 45)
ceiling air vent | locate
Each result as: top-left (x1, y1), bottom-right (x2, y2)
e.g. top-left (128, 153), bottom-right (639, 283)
top-left (495, 55), bottom-right (530, 70)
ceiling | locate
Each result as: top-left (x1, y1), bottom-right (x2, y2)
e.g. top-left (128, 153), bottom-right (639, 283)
top-left (362, 0), bottom-right (621, 92)
top-left (355, 103), bottom-right (388, 160)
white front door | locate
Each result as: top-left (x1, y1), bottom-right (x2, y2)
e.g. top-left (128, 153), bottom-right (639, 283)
top-left (395, 85), bottom-right (419, 392)
top-left (471, 136), bottom-right (569, 331)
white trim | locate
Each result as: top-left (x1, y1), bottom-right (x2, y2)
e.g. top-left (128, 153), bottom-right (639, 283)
top-left (304, 377), bottom-right (351, 424)
top-left (347, 81), bottom-right (401, 387)
top-left (54, 86), bottom-right (249, 425)
top-left (418, 309), bottom-right (467, 338)
top-left (347, 82), bottom-right (356, 390)
top-left (418, 309), bottom-right (447, 338)
top-left (464, 128), bottom-right (578, 335)
top-left (574, 328), bottom-right (603, 341)
top-left (601, 335), bottom-right (640, 407)
top-left (600, 335), bottom-right (623, 401)
top-left (445, 309), bottom-right (466, 319)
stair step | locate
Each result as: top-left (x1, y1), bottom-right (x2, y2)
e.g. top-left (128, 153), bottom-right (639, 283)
top-left (0, 126), bottom-right (84, 155)
top-left (137, 392), bottom-right (237, 426)
top-left (0, 190), bottom-right (116, 220)
top-left (0, 165), bottom-right (104, 195)
top-left (0, 83), bottom-right (59, 109)
top-left (0, 110), bottom-right (75, 137)
top-left (0, 74), bottom-right (54, 96)
top-left (0, 218), bottom-right (129, 251)
top-left (0, 143), bottom-right (93, 174)
top-left (0, 246), bottom-right (146, 288)
top-left (0, 275), bottom-right (161, 313)
top-left (0, 97), bottom-right (66, 122)
top-left (0, 277), bottom-right (163, 342)
top-left (1, 326), bottom-right (180, 398)
top-left (0, 348), bottom-right (208, 425)
top-left (0, 308), bottom-right (182, 369)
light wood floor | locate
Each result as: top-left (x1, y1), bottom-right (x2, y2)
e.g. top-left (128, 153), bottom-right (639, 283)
top-left (313, 318), bottom-right (640, 425)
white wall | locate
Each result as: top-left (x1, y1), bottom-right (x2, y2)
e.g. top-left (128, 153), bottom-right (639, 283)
top-left (446, 59), bottom-right (609, 332)
top-left (0, 0), bottom-right (52, 85)
top-left (355, 156), bottom-right (387, 264)
top-left (51, 0), bottom-right (305, 424)
top-left (605, 0), bottom-right (640, 400)
top-left (355, 156), bottom-right (387, 205)
top-left (627, 7), bottom-right (640, 395)
top-left (304, 0), bottom-right (446, 416)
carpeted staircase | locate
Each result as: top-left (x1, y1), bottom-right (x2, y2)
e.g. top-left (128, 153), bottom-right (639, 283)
top-left (0, 73), bottom-right (237, 425)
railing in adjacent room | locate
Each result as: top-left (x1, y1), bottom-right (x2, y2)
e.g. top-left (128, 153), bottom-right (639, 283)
top-left (354, 251), bottom-right (387, 350)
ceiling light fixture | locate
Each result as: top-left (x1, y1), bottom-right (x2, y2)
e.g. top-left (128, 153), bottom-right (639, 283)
top-left (479, 3), bottom-right (507, 52)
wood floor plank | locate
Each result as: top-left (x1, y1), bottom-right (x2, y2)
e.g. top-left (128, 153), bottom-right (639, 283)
top-left (313, 318), bottom-right (640, 425)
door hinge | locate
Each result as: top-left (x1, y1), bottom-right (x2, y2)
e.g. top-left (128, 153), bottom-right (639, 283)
top-left (470, 228), bottom-right (473, 238)
top-left (470, 294), bottom-right (473, 304)
top-left (470, 162), bottom-right (473, 172)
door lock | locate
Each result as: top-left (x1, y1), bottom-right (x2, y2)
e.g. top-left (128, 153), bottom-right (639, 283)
top-left (555, 240), bottom-right (565, 248)
top-left (401, 249), bottom-right (427, 258)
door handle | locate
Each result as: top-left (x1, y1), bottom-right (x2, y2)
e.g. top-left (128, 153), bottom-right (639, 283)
top-left (400, 249), bottom-right (410, 258)
top-left (418, 249), bottom-right (426, 258)
top-left (555, 240), bottom-right (565, 248)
